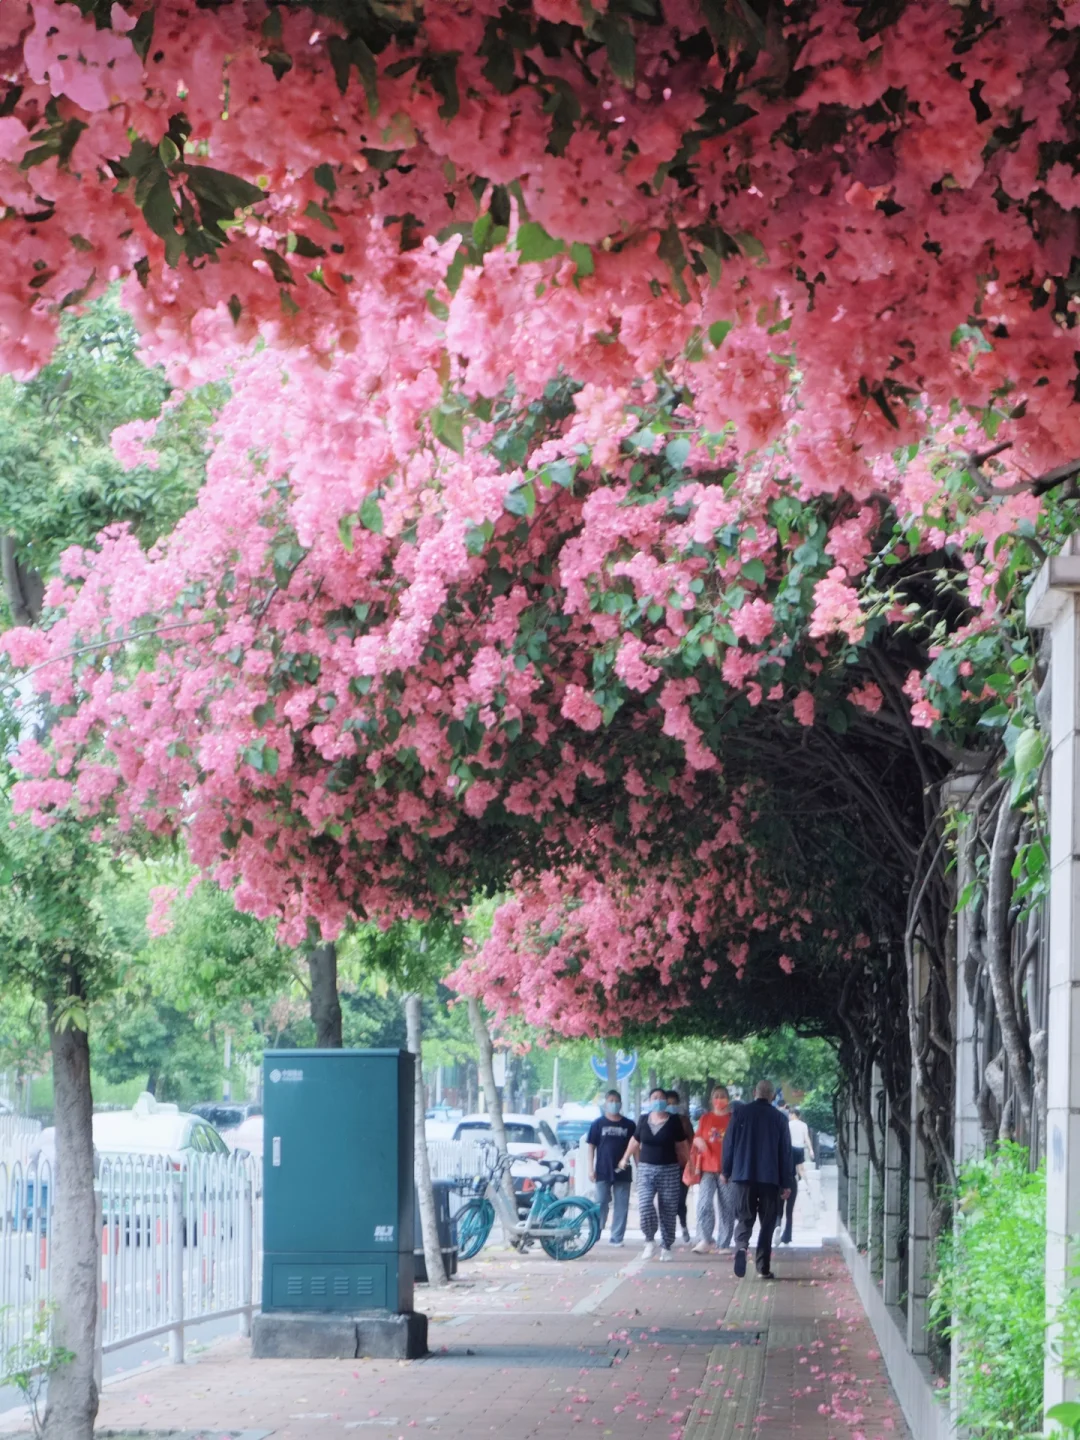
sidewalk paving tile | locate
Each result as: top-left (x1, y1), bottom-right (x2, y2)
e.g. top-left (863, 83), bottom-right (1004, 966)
top-left (59, 1239), bottom-right (913, 1440)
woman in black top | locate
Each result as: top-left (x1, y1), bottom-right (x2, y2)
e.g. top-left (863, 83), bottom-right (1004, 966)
top-left (618, 1087), bottom-right (685, 1260)
top-left (667, 1089), bottom-right (694, 1245)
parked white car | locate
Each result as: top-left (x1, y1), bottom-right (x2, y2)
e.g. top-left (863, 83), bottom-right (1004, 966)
top-left (225, 1113), bottom-right (264, 1163)
top-left (451, 1112), bottom-right (563, 1207)
top-left (33, 1093), bottom-right (231, 1170)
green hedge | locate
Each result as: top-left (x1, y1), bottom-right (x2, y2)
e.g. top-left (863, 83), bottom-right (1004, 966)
top-left (931, 1143), bottom-right (1045, 1436)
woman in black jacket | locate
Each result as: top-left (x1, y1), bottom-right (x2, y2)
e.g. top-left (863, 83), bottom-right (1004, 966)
top-left (617, 1087), bottom-right (685, 1261)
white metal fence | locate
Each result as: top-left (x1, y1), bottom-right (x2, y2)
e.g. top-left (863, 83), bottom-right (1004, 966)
top-left (426, 1139), bottom-right (486, 1181)
top-left (0, 1157), bottom-right (52, 1364)
top-left (0, 1116), bottom-right (41, 1168)
top-left (0, 1151), bottom-right (259, 1369)
top-left (98, 1152), bottom-right (259, 1358)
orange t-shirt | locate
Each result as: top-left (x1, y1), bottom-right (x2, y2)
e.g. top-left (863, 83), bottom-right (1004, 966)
top-left (694, 1108), bottom-right (732, 1173)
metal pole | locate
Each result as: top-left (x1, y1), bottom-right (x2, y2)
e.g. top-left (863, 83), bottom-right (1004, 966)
top-left (168, 1172), bottom-right (184, 1364)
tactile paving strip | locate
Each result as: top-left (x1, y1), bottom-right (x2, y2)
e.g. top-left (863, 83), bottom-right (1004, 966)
top-left (423, 1342), bottom-right (630, 1368)
top-left (681, 1343), bottom-right (767, 1440)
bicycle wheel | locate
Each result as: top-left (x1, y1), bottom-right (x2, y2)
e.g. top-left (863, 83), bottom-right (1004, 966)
top-left (455, 1197), bottom-right (495, 1260)
top-left (539, 1197), bottom-right (601, 1261)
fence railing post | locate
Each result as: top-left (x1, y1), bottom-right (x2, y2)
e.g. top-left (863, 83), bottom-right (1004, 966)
top-left (93, 1186), bottom-right (103, 1396)
top-left (168, 1171), bottom-right (184, 1364)
top-left (239, 1166), bottom-right (253, 1338)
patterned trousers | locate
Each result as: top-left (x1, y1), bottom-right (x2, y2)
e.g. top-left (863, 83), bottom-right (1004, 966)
top-left (637, 1162), bottom-right (682, 1249)
top-left (695, 1172), bottom-right (737, 1247)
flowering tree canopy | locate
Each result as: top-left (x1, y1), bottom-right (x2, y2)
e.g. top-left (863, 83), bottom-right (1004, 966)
top-left (0, 0), bottom-right (1072, 1041)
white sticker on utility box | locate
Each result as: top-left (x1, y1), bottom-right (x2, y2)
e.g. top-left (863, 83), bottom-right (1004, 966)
top-left (373, 1225), bottom-right (394, 1243)
top-left (268, 1068), bottom-right (303, 1083)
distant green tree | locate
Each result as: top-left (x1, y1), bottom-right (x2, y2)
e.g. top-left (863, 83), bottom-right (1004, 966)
top-left (0, 294), bottom-right (223, 1437)
top-left (0, 294), bottom-right (222, 622)
top-left (94, 861), bottom-right (297, 1103)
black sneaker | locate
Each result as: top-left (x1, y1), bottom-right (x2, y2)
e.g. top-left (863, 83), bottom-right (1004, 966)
top-left (758, 1268), bottom-right (776, 1280)
top-left (733, 1248), bottom-right (747, 1278)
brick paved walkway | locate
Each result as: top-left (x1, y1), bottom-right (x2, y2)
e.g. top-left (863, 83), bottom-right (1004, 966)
top-left (43, 1241), bottom-right (911, 1440)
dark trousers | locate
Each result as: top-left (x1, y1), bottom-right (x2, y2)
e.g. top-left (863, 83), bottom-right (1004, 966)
top-left (776, 1173), bottom-right (798, 1242)
top-left (732, 1182), bottom-right (780, 1273)
top-left (677, 1180), bottom-right (689, 1230)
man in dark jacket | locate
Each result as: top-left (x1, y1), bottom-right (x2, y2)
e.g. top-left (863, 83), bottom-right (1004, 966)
top-left (720, 1079), bottom-right (794, 1280)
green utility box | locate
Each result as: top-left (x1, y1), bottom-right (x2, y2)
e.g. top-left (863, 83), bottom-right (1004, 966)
top-left (261, 1049), bottom-right (415, 1317)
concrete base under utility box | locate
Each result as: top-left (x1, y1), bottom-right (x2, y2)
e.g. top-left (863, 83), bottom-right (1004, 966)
top-left (252, 1309), bottom-right (428, 1360)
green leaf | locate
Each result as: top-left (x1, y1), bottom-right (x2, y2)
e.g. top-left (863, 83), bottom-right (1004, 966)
top-left (570, 242), bottom-right (594, 278)
top-left (598, 16), bottom-right (636, 85)
top-left (263, 747), bottom-right (279, 778)
top-left (313, 163), bottom-right (337, 195)
top-left (261, 246), bottom-right (295, 285)
top-left (432, 406), bottom-right (465, 454)
top-left (1013, 727), bottom-right (1044, 778)
top-left (741, 558), bottom-right (767, 585)
top-left (425, 287), bottom-right (449, 321)
top-left (734, 229), bottom-right (765, 259)
top-left (303, 199), bottom-right (338, 231)
top-left (657, 225), bottom-right (690, 304)
top-left (504, 482), bottom-right (535, 517)
top-left (338, 514), bottom-right (355, 551)
top-left (253, 702), bottom-right (275, 726)
top-left (709, 320), bottom-right (733, 348)
top-left (543, 460), bottom-right (575, 490)
top-left (359, 495), bottom-right (384, 534)
top-left (516, 221), bottom-right (565, 263)
top-left (1048, 1403), bottom-right (1080, 1428)
top-left (665, 436), bottom-right (691, 469)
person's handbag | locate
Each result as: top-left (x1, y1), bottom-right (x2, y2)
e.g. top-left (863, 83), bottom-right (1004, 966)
top-left (682, 1146), bottom-right (703, 1186)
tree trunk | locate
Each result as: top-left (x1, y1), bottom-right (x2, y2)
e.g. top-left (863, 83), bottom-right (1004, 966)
top-left (604, 1045), bottom-right (618, 1091)
top-left (1, 534), bottom-right (44, 628)
top-left (42, 1018), bottom-right (98, 1440)
top-left (308, 942), bottom-right (342, 1048)
top-left (404, 994), bottom-right (446, 1288)
top-left (466, 1062), bottom-right (478, 1117)
top-left (466, 997), bottom-right (517, 1229)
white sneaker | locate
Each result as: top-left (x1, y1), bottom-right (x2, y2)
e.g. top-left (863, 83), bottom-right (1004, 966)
top-left (659, 1248), bottom-right (673, 1262)
top-left (608, 1238), bottom-right (624, 1246)
top-left (641, 1242), bottom-right (656, 1260)
top-left (691, 1240), bottom-right (712, 1254)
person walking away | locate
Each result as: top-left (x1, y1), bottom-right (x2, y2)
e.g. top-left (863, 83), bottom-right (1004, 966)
top-left (777, 1106), bottom-right (815, 1240)
top-left (619, 1088), bottom-right (686, 1262)
top-left (721, 1079), bottom-right (793, 1280)
top-left (586, 1090), bottom-right (636, 1246)
top-left (691, 1086), bottom-right (736, 1253)
top-left (666, 1090), bottom-right (694, 1245)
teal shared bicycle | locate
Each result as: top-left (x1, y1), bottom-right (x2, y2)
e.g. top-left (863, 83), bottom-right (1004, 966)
top-left (452, 1142), bottom-right (601, 1261)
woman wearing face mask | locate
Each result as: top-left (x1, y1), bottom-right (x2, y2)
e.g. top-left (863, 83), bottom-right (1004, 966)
top-left (617, 1087), bottom-right (686, 1261)
top-left (666, 1090), bottom-right (694, 1246)
top-left (691, 1086), bottom-right (736, 1254)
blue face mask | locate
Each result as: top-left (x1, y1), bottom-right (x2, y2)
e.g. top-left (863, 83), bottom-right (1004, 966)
top-left (605, 1101), bottom-right (620, 1115)
top-left (650, 1099), bottom-right (668, 1114)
